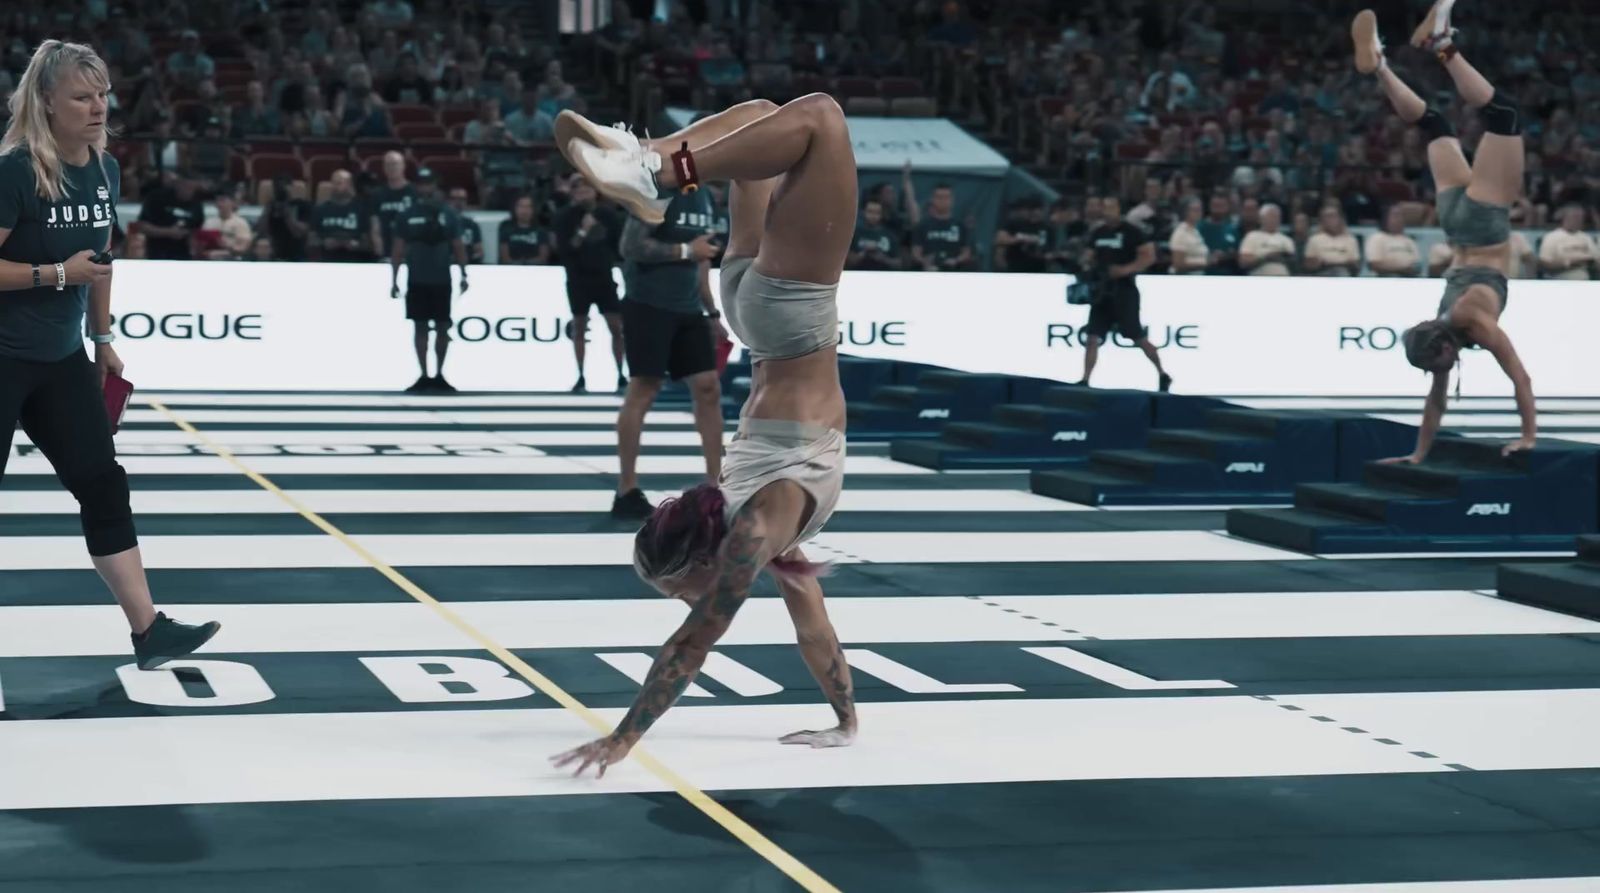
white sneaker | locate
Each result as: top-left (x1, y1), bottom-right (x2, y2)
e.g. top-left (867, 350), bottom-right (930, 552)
top-left (556, 110), bottom-right (643, 155)
top-left (1411, 0), bottom-right (1456, 49)
top-left (569, 140), bottom-right (669, 224)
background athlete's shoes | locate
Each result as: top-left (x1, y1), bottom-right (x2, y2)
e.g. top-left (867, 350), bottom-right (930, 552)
top-left (611, 488), bottom-right (654, 520)
top-left (404, 375), bottom-right (431, 393)
top-left (1411, 0), bottom-right (1456, 49)
top-left (431, 375), bottom-right (457, 393)
top-left (1352, 10), bottom-right (1383, 74)
top-left (133, 613), bottom-right (221, 671)
top-left (568, 140), bottom-right (669, 224)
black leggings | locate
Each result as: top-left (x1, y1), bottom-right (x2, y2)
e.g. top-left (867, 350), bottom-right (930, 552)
top-left (0, 348), bottom-right (137, 556)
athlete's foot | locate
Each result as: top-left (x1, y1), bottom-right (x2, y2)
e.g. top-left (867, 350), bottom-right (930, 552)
top-left (133, 612), bottom-right (221, 671)
top-left (611, 488), bottom-right (654, 520)
top-left (555, 110), bottom-right (642, 155)
top-left (1411, 0), bottom-right (1456, 50)
top-left (404, 374), bottom-right (431, 393)
top-left (1158, 373), bottom-right (1173, 393)
top-left (1352, 10), bottom-right (1384, 74)
top-left (568, 141), bottom-right (670, 224)
top-left (571, 375), bottom-right (586, 394)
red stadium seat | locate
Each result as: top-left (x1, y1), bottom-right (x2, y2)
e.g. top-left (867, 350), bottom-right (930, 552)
top-left (832, 76), bottom-right (879, 98)
top-left (421, 157), bottom-right (476, 202)
top-left (294, 139), bottom-right (348, 159)
top-left (226, 152), bottom-right (248, 184)
top-left (388, 104), bottom-right (437, 126)
top-left (249, 153), bottom-right (305, 186)
top-left (439, 106), bottom-right (479, 129)
top-left (889, 97), bottom-right (937, 117)
top-left (305, 154), bottom-right (352, 186)
top-left (846, 96), bottom-right (888, 115)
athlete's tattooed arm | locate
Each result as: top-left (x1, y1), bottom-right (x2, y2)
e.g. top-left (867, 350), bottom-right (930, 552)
top-left (776, 562), bottom-right (857, 748)
top-left (552, 501), bottom-right (773, 777)
top-left (620, 214), bottom-right (688, 263)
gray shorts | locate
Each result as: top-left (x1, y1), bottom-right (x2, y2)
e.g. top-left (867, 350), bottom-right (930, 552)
top-left (720, 256), bottom-right (839, 363)
top-left (1438, 265), bottom-right (1508, 319)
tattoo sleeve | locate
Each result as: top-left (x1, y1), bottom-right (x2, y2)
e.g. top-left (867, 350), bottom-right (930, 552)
top-left (620, 215), bottom-right (685, 263)
top-left (611, 504), bottom-right (770, 742)
top-left (798, 630), bottom-right (856, 728)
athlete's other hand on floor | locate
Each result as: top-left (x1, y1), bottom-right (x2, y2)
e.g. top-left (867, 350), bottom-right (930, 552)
top-left (779, 725), bottom-right (856, 749)
top-left (551, 734), bottom-right (634, 779)
top-left (1501, 438), bottom-right (1535, 457)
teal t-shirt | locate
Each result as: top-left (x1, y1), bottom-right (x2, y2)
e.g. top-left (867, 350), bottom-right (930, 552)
top-left (623, 191), bottom-right (713, 315)
top-left (397, 201), bottom-right (462, 285)
top-left (0, 147), bottom-right (121, 361)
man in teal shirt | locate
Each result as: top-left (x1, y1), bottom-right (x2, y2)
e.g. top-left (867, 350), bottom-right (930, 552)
top-left (390, 168), bottom-right (469, 393)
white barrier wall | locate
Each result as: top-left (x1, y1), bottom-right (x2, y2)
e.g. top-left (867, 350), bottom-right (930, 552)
top-left (94, 261), bottom-right (1597, 396)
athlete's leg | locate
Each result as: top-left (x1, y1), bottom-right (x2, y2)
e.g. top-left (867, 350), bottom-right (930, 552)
top-left (1355, 9), bottom-right (1471, 191)
top-left (602, 311), bottom-right (626, 383)
top-left (1082, 336), bottom-right (1101, 384)
top-left (571, 311), bottom-right (590, 379)
top-left (1410, 0), bottom-right (1523, 204)
top-left (412, 321), bottom-right (430, 377)
top-left (652, 94), bottom-right (858, 283)
top-left (433, 320), bottom-right (451, 378)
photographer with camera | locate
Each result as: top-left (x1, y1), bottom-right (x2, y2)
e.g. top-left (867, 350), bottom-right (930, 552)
top-left (136, 168), bottom-right (203, 260)
top-left (261, 172), bottom-right (310, 261)
top-left (390, 168), bottom-right (469, 393)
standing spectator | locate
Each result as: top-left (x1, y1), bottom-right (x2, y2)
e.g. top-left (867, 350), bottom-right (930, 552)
top-left (500, 195), bottom-right (550, 264)
top-left (181, 117), bottom-right (229, 193)
top-left (554, 179), bottom-right (627, 392)
top-left (390, 169), bottom-right (469, 393)
top-left (1539, 206), bottom-right (1598, 280)
top-left (201, 193), bottom-right (253, 259)
top-left (912, 184), bottom-right (973, 271)
top-left (447, 187), bottom-right (484, 264)
top-left (310, 170), bottom-right (374, 262)
top-left (1197, 193), bottom-right (1240, 275)
top-left (994, 199), bottom-right (1049, 273)
top-left (165, 29), bottom-right (214, 92)
top-left (260, 174), bottom-right (310, 262)
top-left (1167, 197), bottom-right (1209, 274)
top-left (1303, 206), bottom-right (1361, 277)
top-left (367, 150), bottom-right (415, 259)
top-left (848, 198), bottom-right (902, 271)
top-left (1080, 196), bottom-right (1170, 391)
top-left (503, 86), bottom-right (555, 144)
top-left (1239, 204), bottom-right (1296, 276)
top-left (1364, 206), bottom-right (1422, 277)
top-left (137, 170), bottom-right (204, 260)
top-left (1507, 203), bottom-right (1538, 280)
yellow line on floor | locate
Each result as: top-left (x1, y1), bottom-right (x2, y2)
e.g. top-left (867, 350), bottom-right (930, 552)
top-left (150, 399), bottom-right (839, 893)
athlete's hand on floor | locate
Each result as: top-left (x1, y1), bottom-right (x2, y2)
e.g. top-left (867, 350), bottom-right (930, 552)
top-left (551, 734), bottom-right (634, 779)
top-left (779, 725), bottom-right (856, 749)
top-left (1376, 454), bottom-right (1423, 465)
top-left (1501, 438), bottom-right (1536, 457)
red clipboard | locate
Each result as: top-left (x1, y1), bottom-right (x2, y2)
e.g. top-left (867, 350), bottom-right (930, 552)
top-left (104, 373), bottom-right (133, 435)
top-left (715, 336), bottom-right (735, 373)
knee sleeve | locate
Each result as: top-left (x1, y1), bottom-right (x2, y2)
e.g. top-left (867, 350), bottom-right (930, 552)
top-left (72, 465), bottom-right (137, 556)
top-left (1479, 91), bottom-right (1522, 136)
top-left (1417, 108), bottom-right (1457, 143)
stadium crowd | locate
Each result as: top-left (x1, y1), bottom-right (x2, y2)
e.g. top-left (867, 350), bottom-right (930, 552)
top-left (0, 0), bottom-right (1595, 277)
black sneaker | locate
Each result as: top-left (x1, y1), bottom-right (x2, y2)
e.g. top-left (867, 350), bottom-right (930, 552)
top-left (1158, 373), bottom-right (1173, 393)
top-left (571, 376), bottom-right (587, 394)
top-left (431, 374), bottom-right (457, 393)
top-left (404, 375), bottom-right (431, 393)
top-left (611, 488), bottom-right (654, 520)
top-left (616, 374), bottom-right (628, 392)
top-left (133, 612), bottom-right (222, 671)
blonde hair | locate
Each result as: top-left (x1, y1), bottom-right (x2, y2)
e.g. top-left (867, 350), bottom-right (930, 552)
top-left (1, 40), bottom-right (114, 202)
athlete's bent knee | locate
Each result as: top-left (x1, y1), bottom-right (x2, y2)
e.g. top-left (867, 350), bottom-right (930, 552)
top-left (793, 92), bottom-right (845, 128)
top-left (1479, 91), bottom-right (1522, 136)
top-left (1416, 107), bottom-right (1457, 143)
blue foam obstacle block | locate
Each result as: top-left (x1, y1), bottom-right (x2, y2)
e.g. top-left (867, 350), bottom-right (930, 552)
top-left (1228, 437), bottom-right (1600, 553)
top-left (853, 368), bottom-right (1025, 441)
top-left (1028, 404), bottom-right (1406, 507)
top-left (891, 383), bottom-right (1150, 470)
top-left (1497, 535), bottom-right (1600, 620)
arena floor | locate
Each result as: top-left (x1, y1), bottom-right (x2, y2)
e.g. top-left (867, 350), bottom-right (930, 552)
top-left (2, 390), bottom-right (1599, 893)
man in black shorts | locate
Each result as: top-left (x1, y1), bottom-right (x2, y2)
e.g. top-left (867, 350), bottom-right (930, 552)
top-left (1082, 195), bottom-right (1171, 391)
top-left (390, 168), bottom-right (469, 392)
top-left (612, 191), bottom-right (725, 520)
top-left (554, 178), bottom-right (626, 392)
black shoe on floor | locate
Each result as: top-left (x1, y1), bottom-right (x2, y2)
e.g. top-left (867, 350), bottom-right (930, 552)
top-left (405, 375), bottom-right (432, 393)
top-left (572, 376), bottom-right (587, 394)
top-left (1158, 373), bottom-right (1173, 393)
top-left (616, 375), bottom-right (628, 392)
top-left (133, 612), bottom-right (222, 671)
top-left (611, 488), bottom-right (654, 520)
top-left (432, 374), bottom-right (457, 393)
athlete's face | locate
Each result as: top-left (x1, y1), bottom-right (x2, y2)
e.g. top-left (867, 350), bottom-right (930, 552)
top-left (50, 68), bottom-right (109, 146)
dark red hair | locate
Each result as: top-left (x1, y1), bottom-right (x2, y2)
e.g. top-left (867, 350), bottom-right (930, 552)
top-left (632, 482), bottom-right (831, 586)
